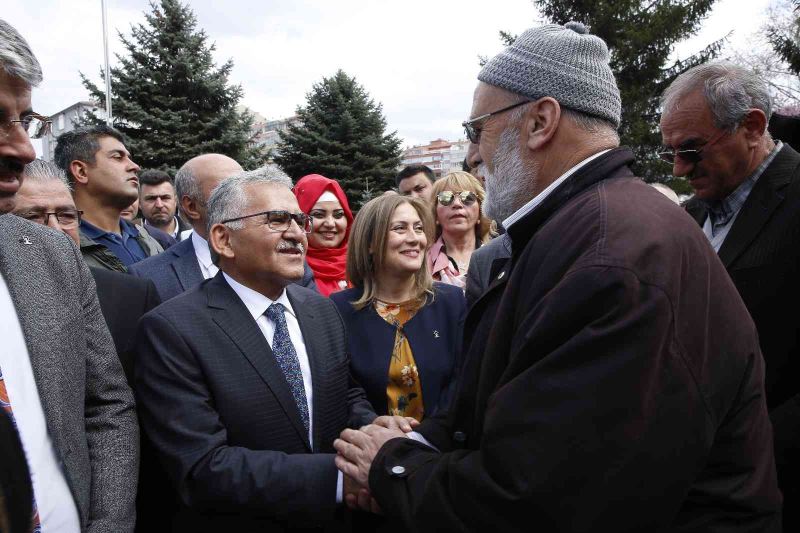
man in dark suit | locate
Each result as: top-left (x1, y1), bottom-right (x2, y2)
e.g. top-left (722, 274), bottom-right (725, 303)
top-left (661, 60), bottom-right (800, 531)
top-left (335, 23), bottom-right (781, 531)
top-left (135, 167), bottom-right (386, 531)
top-left (129, 154), bottom-right (317, 301)
top-left (464, 232), bottom-right (510, 307)
top-left (12, 159), bottom-right (162, 383)
top-left (0, 20), bottom-right (138, 532)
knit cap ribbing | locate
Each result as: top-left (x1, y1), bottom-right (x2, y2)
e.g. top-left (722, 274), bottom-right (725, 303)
top-left (478, 22), bottom-right (621, 128)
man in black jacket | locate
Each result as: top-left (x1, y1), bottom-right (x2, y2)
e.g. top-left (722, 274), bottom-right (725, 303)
top-left (661, 60), bottom-right (799, 531)
top-left (335, 22), bottom-right (781, 532)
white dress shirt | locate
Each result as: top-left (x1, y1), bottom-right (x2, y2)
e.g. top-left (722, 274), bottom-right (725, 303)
top-left (0, 273), bottom-right (80, 533)
top-left (192, 232), bottom-right (218, 279)
top-left (222, 273), bottom-right (346, 501)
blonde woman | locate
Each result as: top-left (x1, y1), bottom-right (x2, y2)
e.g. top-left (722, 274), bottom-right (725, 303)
top-left (428, 171), bottom-right (495, 288)
top-left (330, 194), bottom-right (465, 421)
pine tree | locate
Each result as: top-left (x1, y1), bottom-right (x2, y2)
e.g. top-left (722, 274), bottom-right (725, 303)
top-left (81, 0), bottom-right (264, 173)
top-left (274, 70), bottom-right (402, 207)
top-left (768, 0), bottom-right (800, 76)
top-left (493, 0), bottom-right (722, 183)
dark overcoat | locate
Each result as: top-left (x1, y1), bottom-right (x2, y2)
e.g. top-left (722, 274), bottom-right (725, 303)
top-left (369, 148), bottom-right (782, 532)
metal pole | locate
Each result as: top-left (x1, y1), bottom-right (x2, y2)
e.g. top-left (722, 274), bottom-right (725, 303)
top-left (101, 0), bottom-right (113, 125)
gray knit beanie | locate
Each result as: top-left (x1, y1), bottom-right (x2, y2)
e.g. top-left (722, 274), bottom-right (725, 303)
top-left (478, 21), bottom-right (621, 128)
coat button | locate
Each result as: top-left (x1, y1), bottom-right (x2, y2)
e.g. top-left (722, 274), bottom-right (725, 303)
top-left (453, 431), bottom-right (467, 443)
top-left (391, 466), bottom-right (406, 476)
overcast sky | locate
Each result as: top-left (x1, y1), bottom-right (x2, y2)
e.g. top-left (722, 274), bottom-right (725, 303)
top-left (4, 0), bottom-right (776, 156)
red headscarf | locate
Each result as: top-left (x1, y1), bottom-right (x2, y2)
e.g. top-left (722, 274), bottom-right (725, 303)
top-left (294, 174), bottom-right (354, 297)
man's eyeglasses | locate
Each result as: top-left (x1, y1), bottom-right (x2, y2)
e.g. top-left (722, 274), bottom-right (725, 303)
top-left (1, 113), bottom-right (52, 140)
top-left (657, 129), bottom-right (729, 164)
top-left (437, 190), bottom-right (478, 207)
top-left (462, 100), bottom-right (530, 144)
top-left (19, 209), bottom-right (83, 229)
top-left (221, 210), bottom-right (312, 233)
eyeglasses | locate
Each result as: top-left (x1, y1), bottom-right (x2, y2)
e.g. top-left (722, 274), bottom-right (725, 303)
top-left (657, 129), bottom-right (729, 164)
top-left (1, 113), bottom-right (52, 140)
top-left (462, 100), bottom-right (530, 144)
top-left (221, 210), bottom-right (312, 233)
top-left (437, 190), bottom-right (478, 207)
top-left (19, 209), bottom-right (83, 228)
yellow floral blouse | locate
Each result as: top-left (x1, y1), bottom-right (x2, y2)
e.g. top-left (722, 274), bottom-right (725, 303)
top-left (374, 298), bottom-right (425, 421)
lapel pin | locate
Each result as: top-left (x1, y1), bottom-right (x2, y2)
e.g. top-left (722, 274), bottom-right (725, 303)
top-left (20, 236), bottom-right (32, 245)
top-left (497, 271), bottom-right (505, 280)
top-left (433, 330), bottom-right (440, 338)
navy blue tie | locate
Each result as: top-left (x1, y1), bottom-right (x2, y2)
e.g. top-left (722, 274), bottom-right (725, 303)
top-left (265, 303), bottom-right (309, 432)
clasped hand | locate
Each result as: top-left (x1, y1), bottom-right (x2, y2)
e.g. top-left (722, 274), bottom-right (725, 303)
top-left (334, 415), bottom-right (419, 513)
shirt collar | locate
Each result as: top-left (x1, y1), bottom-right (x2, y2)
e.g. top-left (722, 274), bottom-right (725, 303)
top-left (191, 232), bottom-right (214, 268)
top-left (145, 216), bottom-right (180, 238)
top-left (80, 218), bottom-right (140, 239)
top-left (222, 272), bottom-right (296, 321)
top-left (502, 149), bottom-right (612, 230)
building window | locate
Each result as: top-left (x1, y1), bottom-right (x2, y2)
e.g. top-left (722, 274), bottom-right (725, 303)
top-left (58, 115), bottom-right (65, 131)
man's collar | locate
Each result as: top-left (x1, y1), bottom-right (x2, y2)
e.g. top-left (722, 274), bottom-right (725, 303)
top-left (191, 231), bottom-right (213, 267)
top-left (502, 149), bottom-right (612, 230)
top-left (144, 216), bottom-right (179, 237)
top-left (80, 218), bottom-right (139, 238)
top-left (222, 272), bottom-right (295, 321)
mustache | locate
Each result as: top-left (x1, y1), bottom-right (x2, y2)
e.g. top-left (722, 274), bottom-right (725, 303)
top-left (0, 157), bottom-right (25, 176)
top-left (277, 240), bottom-right (305, 253)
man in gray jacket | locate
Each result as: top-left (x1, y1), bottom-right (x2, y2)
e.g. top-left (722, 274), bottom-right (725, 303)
top-left (0, 19), bottom-right (138, 532)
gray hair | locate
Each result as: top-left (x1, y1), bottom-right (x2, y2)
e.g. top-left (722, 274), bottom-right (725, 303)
top-left (206, 165), bottom-right (293, 263)
top-left (23, 159), bottom-right (71, 191)
top-left (174, 164), bottom-right (200, 215)
top-left (661, 61), bottom-right (773, 132)
top-left (0, 19), bottom-right (42, 86)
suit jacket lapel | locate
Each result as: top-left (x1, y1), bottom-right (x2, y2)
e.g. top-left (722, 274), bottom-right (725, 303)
top-left (207, 276), bottom-right (311, 450)
top-left (718, 146), bottom-right (795, 268)
top-left (0, 217), bottom-right (68, 455)
top-left (171, 239), bottom-right (204, 291)
top-left (286, 286), bottom-right (324, 452)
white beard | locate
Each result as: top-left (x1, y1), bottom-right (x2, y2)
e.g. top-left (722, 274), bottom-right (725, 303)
top-left (479, 126), bottom-right (537, 223)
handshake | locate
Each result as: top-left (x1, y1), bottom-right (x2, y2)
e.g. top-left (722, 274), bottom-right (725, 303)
top-left (334, 415), bottom-right (420, 514)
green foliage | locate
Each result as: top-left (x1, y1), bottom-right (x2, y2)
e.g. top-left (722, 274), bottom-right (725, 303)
top-left (81, 0), bottom-right (264, 174)
top-left (768, 0), bottom-right (800, 75)
top-left (505, 0), bottom-right (722, 181)
top-left (274, 70), bottom-right (402, 208)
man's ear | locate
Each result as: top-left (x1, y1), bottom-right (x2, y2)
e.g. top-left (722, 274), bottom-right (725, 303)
top-left (209, 224), bottom-right (235, 261)
top-left (181, 195), bottom-right (205, 222)
top-left (69, 160), bottom-right (91, 186)
top-left (740, 108), bottom-right (768, 148)
top-left (522, 97), bottom-right (562, 152)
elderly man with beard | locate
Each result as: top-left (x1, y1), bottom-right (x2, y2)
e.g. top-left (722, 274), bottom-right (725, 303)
top-left (334, 22), bottom-right (782, 532)
top-left (134, 166), bottom-right (419, 532)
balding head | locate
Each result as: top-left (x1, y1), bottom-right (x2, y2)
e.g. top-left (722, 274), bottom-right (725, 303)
top-left (175, 154), bottom-right (242, 237)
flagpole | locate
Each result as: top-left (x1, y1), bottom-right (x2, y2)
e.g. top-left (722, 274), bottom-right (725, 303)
top-left (101, 0), bottom-right (113, 125)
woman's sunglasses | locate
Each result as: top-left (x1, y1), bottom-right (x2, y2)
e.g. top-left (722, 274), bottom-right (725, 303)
top-left (437, 190), bottom-right (478, 207)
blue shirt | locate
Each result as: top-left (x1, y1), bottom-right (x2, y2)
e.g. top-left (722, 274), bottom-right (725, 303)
top-left (80, 219), bottom-right (147, 266)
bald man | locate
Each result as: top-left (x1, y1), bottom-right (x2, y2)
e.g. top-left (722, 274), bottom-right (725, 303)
top-left (129, 155), bottom-right (317, 300)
